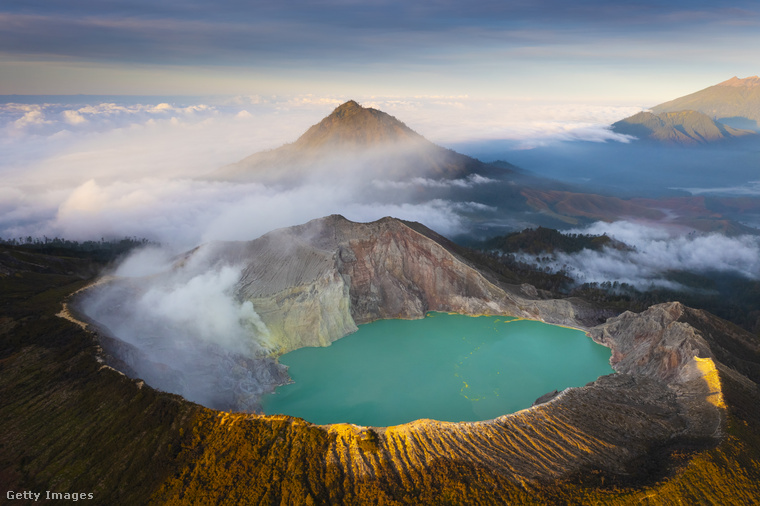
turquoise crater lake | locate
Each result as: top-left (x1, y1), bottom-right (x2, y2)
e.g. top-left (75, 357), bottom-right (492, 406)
top-left (262, 313), bottom-right (614, 427)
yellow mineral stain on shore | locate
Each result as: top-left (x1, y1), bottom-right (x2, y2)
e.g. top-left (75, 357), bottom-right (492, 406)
top-left (693, 356), bottom-right (726, 409)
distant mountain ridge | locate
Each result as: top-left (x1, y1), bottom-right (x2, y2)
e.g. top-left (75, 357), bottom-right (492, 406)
top-left (651, 75), bottom-right (760, 130)
top-left (207, 98), bottom-right (755, 235)
top-left (612, 110), bottom-right (754, 145)
top-left (208, 100), bottom-right (504, 184)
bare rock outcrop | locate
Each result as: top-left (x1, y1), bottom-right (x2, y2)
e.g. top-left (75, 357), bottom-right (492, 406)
top-left (202, 215), bottom-right (607, 355)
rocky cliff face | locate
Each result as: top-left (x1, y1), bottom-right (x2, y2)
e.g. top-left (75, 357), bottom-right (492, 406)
top-left (194, 215), bottom-right (607, 355)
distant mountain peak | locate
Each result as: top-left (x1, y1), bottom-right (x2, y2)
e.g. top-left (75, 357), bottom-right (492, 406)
top-left (293, 100), bottom-right (423, 149)
top-left (717, 76), bottom-right (760, 88)
top-left (650, 75), bottom-right (760, 129)
top-left (332, 100), bottom-right (362, 113)
top-left (207, 100), bottom-right (495, 183)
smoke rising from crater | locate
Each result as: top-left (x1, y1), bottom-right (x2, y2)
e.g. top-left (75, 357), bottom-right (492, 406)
top-left (81, 243), bottom-right (285, 411)
top-left (6, 95), bottom-right (754, 412)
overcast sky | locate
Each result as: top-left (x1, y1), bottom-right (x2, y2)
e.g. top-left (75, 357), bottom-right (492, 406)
top-left (2, 0), bottom-right (759, 102)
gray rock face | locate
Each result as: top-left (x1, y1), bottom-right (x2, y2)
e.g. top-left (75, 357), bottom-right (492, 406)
top-left (200, 215), bottom-right (608, 355)
top-left (591, 302), bottom-right (713, 382)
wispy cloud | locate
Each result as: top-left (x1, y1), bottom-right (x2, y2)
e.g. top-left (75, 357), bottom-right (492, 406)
top-left (2, 1), bottom-right (760, 98)
top-left (372, 174), bottom-right (496, 190)
top-left (674, 181), bottom-right (760, 197)
top-left (80, 245), bottom-right (281, 410)
top-left (520, 221), bottom-right (760, 290)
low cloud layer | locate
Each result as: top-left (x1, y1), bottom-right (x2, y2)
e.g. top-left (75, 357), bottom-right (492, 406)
top-left (6, 95), bottom-right (757, 413)
top-left (519, 221), bottom-right (760, 290)
top-left (675, 180), bottom-right (760, 197)
top-left (372, 174), bottom-right (496, 190)
top-left (1, 95), bottom-right (641, 247)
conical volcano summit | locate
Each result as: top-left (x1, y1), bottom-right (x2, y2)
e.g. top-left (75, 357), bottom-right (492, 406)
top-left (208, 100), bottom-right (503, 184)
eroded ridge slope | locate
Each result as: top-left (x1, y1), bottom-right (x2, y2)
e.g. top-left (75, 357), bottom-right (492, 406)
top-left (205, 215), bottom-right (607, 355)
top-left (76, 216), bottom-right (741, 497)
top-left (5, 224), bottom-right (758, 503)
top-left (320, 302), bottom-right (728, 485)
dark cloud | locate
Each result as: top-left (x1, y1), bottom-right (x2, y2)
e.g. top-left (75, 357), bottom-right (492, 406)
top-left (2, 1), bottom-right (758, 67)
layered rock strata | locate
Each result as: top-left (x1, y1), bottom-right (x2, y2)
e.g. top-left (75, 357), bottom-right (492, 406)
top-left (165, 217), bottom-right (733, 484)
top-left (197, 215), bottom-right (608, 355)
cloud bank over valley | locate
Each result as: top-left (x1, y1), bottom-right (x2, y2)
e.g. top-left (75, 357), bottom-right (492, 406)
top-left (0, 95), bottom-right (641, 247)
top-left (516, 221), bottom-right (760, 291)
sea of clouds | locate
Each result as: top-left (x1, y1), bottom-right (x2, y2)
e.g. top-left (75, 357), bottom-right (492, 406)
top-left (0, 94), bottom-right (640, 247)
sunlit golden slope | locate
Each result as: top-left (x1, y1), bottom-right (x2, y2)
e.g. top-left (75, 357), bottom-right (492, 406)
top-left (612, 110), bottom-right (754, 144)
top-left (651, 76), bottom-right (760, 128)
top-left (2, 236), bottom-right (760, 504)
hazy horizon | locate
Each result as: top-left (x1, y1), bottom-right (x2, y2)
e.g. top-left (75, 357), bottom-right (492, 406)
top-left (3, 1), bottom-right (760, 100)
top-left (0, 93), bottom-right (645, 245)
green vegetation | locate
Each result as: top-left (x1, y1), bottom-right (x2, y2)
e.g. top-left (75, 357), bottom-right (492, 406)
top-left (0, 236), bottom-right (152, 263)
top-left (474, 227), bottom-right (760, 337)
top-left (570, 273), bottom-right (760, 336)
top-left (405, 221), bottom-right (577, 292)
top-left (0, 245), bottom-right (200, 504)
top-left (479, 226), bottom-right (620, 255)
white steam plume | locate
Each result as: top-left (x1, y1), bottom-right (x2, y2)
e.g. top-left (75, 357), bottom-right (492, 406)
top-left (81, 244), bottom-right (284, 411)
